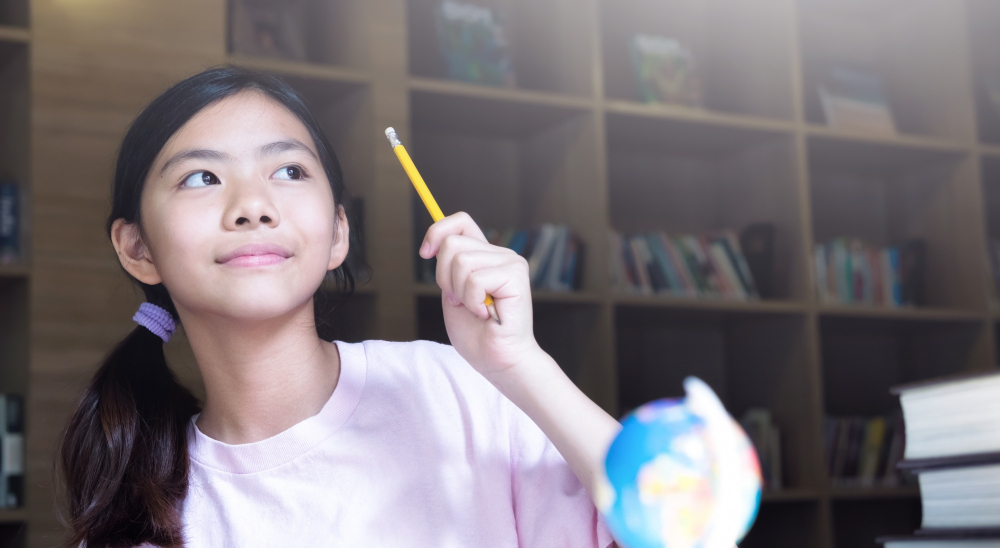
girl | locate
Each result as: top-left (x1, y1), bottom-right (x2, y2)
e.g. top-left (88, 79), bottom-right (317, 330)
top-left (57, 66), bottom-right (623, 547)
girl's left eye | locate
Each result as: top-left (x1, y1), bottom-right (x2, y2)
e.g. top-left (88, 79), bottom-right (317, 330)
top-left (273, 165), bottom-right (305, 180)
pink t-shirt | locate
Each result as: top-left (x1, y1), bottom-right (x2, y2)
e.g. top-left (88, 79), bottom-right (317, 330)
top-left (179, 339), bottom-right (616, 547)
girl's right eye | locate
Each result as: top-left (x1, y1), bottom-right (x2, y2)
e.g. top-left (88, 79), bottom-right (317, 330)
top-left (181, 171), bottom-right (220, 188)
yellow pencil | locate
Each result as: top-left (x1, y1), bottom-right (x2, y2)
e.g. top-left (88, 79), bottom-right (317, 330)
top-left (384, 127), bottom-right (501, 325)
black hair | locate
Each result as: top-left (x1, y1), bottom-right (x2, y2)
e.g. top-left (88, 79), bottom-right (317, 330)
top-left (56, 65), bottom-right (365, 548)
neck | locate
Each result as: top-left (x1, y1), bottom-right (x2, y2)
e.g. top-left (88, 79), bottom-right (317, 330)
top-left (178, 298), bottom-right (341, 445)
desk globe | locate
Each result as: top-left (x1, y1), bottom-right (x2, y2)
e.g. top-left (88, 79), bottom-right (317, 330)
top-left (596, 377), bottom-right (762, 548)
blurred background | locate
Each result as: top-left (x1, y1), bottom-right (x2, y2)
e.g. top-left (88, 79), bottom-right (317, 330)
top-left (1, 0), bottom-right (1000, 546)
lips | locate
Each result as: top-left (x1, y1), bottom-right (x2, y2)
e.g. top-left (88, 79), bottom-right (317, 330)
top-left (218, 243), bottom-right (292, 266)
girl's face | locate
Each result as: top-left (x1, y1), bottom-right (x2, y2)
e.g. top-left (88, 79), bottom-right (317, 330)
top-left (112, 91), bottom-right (349, 322)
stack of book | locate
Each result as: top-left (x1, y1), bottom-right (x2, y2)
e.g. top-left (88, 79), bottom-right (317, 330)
top-left (433, 0), bottom-right (516, 87)
top-left (628, 33), bottom-right (702, 107)
top-left (878, 371), bottom-right (1000, 547)
top-left (818, 64), bottom-right (897, 136)
top-left (417, 223), bottom-right (585, 292)
top-left (0, 181), bottom-right (18, 264)
top-left (0, 394), bottom-right (24, 509)
top-left (824, 413), bottom-right (911, 488)
top-left (740, 408), bottom-right (783, 491)
top-left (814, 237), bottom-right (926, 307)
top-left (609, 229), bottom-right (758, 299)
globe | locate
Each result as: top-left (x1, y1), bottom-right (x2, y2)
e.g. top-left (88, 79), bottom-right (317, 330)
top-left (596, 377), bottom-right (762, 548)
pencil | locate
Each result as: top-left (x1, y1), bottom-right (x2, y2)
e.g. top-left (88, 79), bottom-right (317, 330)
top-left (384, 127), bottom-right (501, 325)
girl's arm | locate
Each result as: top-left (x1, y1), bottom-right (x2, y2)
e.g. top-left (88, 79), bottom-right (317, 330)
top-left (418, 212), bottom-right (622, 504)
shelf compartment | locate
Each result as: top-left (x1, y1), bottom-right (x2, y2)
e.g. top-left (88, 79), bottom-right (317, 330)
top-left (0, 0), bottom-right (27, 28)
top-left (739, 500), bottom-right (823, 548)
top-left (600, 0), bottom-right (795, 121)
top-left (315, 290), bottom-right (377, 344)
top-left (606, 112), bottom-right (806, 300)
top-left (227, 0), bottom-right (369, 70)
top-left (798, 0), bottom-right (974, 141)
top-left (409, 89), bottom-right (603, 293)
top-left (612, 293), bottom-right (806, 315)
top-left (407, 0), bottom-right (595, 97)
top-left (0, 39), bottom-right (28, 268)
top-left (831, 498), bottom-right (921, 548)
top-left (981, 155), bottom-right (1000, 307)
top-left (820, 316), bottom-right (987, 417)
top-left (0, 520), bottom-right (25, 548)
top-left (0, 277), bottom-right (27, 395)
top-left (615, 307), bottom-right (822, 491)
top-left (808, 136), bottom-right (981, 310)
top-left (416, 295), bottom-right (602, 383)
top-left (967, 0), bottom-right (1000, 145)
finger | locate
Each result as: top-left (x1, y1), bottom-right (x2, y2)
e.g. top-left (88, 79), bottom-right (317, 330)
top-left (419, 211), bottom-right (487, 259)
top-left (458, 262), bottom-right (526, 321)
top-left (449, 249), bottom-right (525, 310)
top-left (435, 234), bottom-right (515, 298)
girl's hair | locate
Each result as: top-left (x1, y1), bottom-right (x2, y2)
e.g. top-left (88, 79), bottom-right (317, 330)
top-left (56, 65), bottom-right (364, 548)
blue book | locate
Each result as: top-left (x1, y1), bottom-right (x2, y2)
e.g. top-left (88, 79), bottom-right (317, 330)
top-left (645, 232), bottom-right (682, 294)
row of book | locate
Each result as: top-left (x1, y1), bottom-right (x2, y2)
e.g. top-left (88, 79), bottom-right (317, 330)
top-left (739, 408), bottom-right (782, 492)
top-left (609, 229), bottom-right (760, 299)
top-left (878, 370), bottom-right (1000, 547)
top-left (814, 238), bottom-right (926, 307)
top-left (1, 394), bottom-right (24, 509)
top-left (1, 181), bottom-right (18, 264)
top-left (417, 223), bottom-right (586, 292)
top-left (823, 414), bottom-right (911, 488)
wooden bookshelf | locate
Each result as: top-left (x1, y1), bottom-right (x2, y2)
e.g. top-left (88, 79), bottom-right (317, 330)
top-left (12, 1), bottom-right (1000, 548)
top-left (0, 0), bottom-right (29, 546)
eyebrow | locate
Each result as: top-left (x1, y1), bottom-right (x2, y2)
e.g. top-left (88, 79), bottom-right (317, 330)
top-left (158, 139), bottom-right (319, 177)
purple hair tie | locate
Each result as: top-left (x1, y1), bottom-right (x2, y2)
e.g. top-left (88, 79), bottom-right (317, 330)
top-left (133, 302), bottom-right (176, 343)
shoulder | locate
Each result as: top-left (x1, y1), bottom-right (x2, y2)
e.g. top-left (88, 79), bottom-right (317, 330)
top-left (353, 338), bottom-right (507, 406)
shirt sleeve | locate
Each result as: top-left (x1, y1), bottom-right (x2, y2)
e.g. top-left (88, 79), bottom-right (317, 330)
top-left (506, 398), bottom-right (617, 548)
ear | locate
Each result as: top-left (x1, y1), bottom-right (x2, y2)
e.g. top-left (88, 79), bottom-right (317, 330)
top-left (327, 204), bottom-right (350, 271)
top-left (110, 218), bottom-right (163, 285)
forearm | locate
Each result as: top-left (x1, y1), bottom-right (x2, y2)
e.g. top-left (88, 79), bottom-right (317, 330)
top-left (484, 346), bottom-right (622, 503)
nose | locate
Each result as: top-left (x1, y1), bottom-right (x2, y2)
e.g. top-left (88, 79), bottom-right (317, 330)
top-left (223, 177), bottom-right (280, 230)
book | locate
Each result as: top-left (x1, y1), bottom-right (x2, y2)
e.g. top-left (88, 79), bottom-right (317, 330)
top-left (814, 238), bottom-right (918, 307)
top-left (434, 0), bottom-right (516, 87)
top-left (824, 414), bottom-right (909, 487)
top-left (898, 454), bottom-right (1000, 529)
top-left (228, 0), bottom-right (309, 61)
top-left (818, 65), bottom-right (897, 135)
top-left (879, 534), bottom-right (1000, 548)
top-left (628, 34), bottom-right (702, 107)
top-left (739, 223), bottom-right (775, 299)
top-left (0, 394), bottom-right (24, 509)
top-left (739, 408), bottom-right (782, 491)
top-left (892, 371), bottom-right (1000, 460)
top-left (609, 229), bottom-right (760, 300)
top-left (0, 181), bottom-right (18, 264)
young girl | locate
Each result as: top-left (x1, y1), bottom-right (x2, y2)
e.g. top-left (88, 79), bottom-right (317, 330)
top-left (57, 66), bottom-right (623, 547)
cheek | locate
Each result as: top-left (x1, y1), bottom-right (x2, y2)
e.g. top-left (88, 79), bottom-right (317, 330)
top-left (153, 203), bottom-right (218, 278)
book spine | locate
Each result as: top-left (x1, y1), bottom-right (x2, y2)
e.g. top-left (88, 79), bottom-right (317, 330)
top-left (661, 234), bottom-right (697, 297)
top-left (543, 225), bottom-right (569, 291)
top-left (1, 394), bottom-right (24, 509)
top-left (680, 235), bottom-right (717, 295)
top-left (620, 233), bottom-right (641, 293)
top-left (0, 182), bottom-right (17, 264)
top-left (674, 236), bottom-right (709, 294)
top-left (628, 235), bottom-right (654, 294)
top-left (700, 236), bottom-right (733, 297)
top-left (815, 244), bottom-right (830, 303)
top-left (645, 233), bottom-right (683, 295)
top-left (709, 240), bottom-right (747, 300)
top-left (721, 231), bottom-right (758, 297)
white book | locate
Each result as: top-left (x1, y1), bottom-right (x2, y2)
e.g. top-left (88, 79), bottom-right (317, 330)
top-left (527, 223), bottom-right (558, 287)
top-left (896, 371), bottom-right (1000, 460)
top-left (918, 462), bottom-right (1000, 529)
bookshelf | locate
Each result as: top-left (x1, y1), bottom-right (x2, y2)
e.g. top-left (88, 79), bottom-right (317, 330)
top-left (12, 0), bottom-right (1000, 547)
top-left (0, 0), bottom-right (29, 545)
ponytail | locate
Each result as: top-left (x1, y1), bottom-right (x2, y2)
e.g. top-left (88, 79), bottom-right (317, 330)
top-left (58, 297), bottom-right (200, 548)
